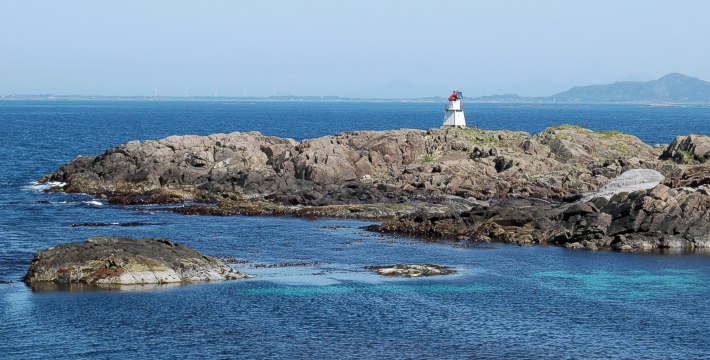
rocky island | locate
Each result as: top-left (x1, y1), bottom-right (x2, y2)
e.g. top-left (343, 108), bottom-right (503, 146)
top-left (23, 236), bottom-right (252, 288)
top-left (368, 264), bottom-right (453, 277)
top-left (40, 126), bottom-right (710, 252)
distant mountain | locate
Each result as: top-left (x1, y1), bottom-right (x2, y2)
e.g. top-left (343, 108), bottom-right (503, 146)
top-left (469, 73), bottom-right (710, 104)
top-left (548, 73), bottom-right (710, 103)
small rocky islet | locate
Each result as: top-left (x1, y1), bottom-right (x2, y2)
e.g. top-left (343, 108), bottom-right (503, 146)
top-left (22, 236), bottom-right (252, 288)
top-left (368, 264), bottom-right (453, 277)
top-left (40, 125), bottom-right (710, 252)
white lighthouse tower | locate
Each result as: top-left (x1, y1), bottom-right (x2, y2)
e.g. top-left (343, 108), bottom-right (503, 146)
top-left (442, 89), bottom-right (466, 127)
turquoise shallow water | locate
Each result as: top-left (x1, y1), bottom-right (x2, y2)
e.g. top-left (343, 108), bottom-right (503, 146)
top-left (536, 269), bottom-right (707, 300)
top-left (1, 101), bottom-right (710, 358)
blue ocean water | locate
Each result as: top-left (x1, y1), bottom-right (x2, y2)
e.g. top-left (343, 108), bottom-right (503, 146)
top-left (1, 100), bottom-right (710, 359)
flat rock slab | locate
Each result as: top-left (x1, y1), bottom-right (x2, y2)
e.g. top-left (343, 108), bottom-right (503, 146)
top-left (368, 264), bottom-right (453, 277)
top-left (581, 168), bottom-right (664, 201)
top-left (23, 237), bottom-right (252, 287)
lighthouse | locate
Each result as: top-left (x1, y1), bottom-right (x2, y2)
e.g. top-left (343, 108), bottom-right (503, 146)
top-left (442, 89), bottom-right (466, 128)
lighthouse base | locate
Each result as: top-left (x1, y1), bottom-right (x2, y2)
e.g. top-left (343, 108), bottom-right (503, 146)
top-left (442, 110), bottom-right (466, 128)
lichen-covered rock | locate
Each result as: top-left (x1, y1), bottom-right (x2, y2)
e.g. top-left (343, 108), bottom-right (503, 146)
top-left (22, 237), bottom-right (252, 287)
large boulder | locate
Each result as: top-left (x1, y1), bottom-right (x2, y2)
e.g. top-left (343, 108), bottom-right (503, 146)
top-left (23, 237), bottom-right (252, 287)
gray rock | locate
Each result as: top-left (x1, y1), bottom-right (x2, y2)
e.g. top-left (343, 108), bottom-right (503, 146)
top-left (580, 169), bottom-right (664, 201)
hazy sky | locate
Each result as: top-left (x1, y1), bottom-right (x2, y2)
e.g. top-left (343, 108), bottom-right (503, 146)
top-left (2, 1), bottom-right (709, 97)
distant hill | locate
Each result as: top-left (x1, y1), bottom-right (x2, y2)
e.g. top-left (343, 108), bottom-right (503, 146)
top-left (548, 73), bottom-right (710, 103)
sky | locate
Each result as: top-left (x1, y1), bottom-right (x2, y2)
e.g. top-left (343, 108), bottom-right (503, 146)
top-left (1, 0), bottom-right (710, 98)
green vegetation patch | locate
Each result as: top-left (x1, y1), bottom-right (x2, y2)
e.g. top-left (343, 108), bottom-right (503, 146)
top-left (598, 130), bottom-right (626, 137)
top-left (447, 127), bottom-right (529, 148)
top-left (670, 149), bottom-right (697, 164)
top-left (418, 153), bottom-right (439, 163)
top-left (542, 124), bottom-right (591, 133)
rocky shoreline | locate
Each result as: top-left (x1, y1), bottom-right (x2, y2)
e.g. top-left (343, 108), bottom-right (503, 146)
top-left (40, 126), bottom-right (710, 252)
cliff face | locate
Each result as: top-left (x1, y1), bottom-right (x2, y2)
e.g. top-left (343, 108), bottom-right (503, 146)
top-left (41, 126), bottom-right (710, 252)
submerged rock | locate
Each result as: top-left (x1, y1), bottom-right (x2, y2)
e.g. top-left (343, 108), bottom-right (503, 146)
top-left (368, 264), bottom-right (453, 277)
top-left (22, 237), bottom-right (252, 287)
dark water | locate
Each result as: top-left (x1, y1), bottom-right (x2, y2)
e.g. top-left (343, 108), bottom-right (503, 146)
top-left (1, 100), bottom-right (710, 359)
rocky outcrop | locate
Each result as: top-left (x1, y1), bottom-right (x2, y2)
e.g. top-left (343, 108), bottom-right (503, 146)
top-left (553, 182), bottom-right (710, 251)
top-left (23, 237), bottom-right (252, 287)
top-left (45, 131), bottom-right (298, 198)
top-left (42, 126), bottom-right (664, 202)
top-left (660, 134), bottom-right (710, 164)
top-left (39, 126), bottom-right (710, 252)
top-left (368, 264), bottom-right (452, 277)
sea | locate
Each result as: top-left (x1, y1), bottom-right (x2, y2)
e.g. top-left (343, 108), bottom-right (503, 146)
top-left (1, 100), bottom-right (710, 359)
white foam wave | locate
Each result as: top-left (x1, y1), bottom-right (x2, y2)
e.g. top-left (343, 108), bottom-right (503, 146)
top-left (22, 181), bottom-right (66, 191)
top-left (82, 200), bottom-right (104, 206)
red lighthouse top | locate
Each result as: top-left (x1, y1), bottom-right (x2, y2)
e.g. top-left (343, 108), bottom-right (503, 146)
top-left (448, 89), bottom-right (462, 101)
